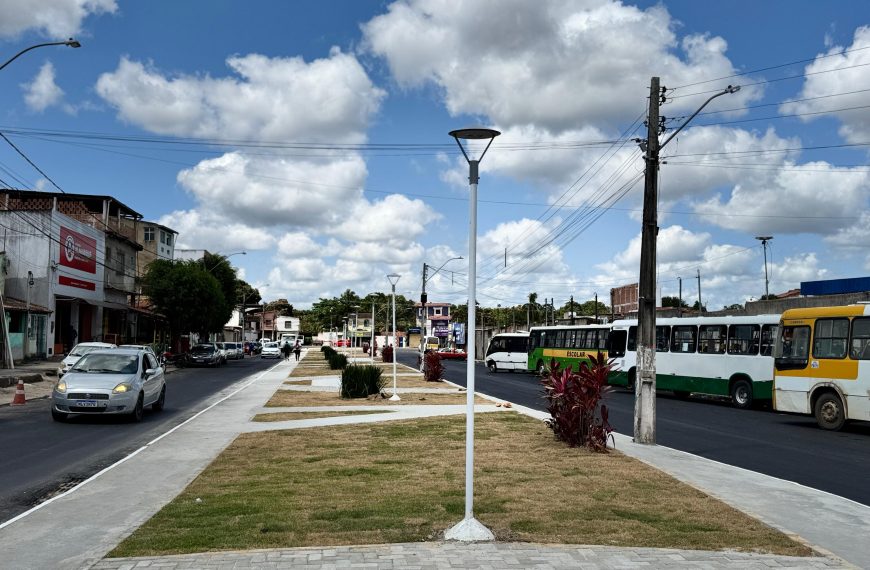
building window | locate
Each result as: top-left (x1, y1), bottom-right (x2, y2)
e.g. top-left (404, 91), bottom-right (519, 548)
top-left (144, 227), bottom-right (155, 241)
top-left (434, 307), bottom-right (442, 316)
top-left (160, 231), bottom-right (173, 246)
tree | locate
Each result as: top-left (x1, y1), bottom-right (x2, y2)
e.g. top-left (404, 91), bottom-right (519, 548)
top-left (141, 259), bottom-right (228, 346)
top-left (266, 298), bottom-right (293, 316)
top-left (662, 296), bottom-right (689, 308)
top-left (692, 300), bottom-right (707, 312)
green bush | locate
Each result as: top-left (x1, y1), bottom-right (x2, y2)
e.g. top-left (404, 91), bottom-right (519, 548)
top-left (328, 352), bottom-right (348, 370)
top-left (340, 365), bottom-right (385, 399)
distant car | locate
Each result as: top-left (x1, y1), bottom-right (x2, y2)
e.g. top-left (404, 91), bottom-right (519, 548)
top-left (51, 348), bottom-right (166, 422)
top-left (215, 343), bottom-right (229, 364)
top-left (224, 342), bottom-right (243, 360)
top-left (187, 343), bottom-right (222, 367)
top-left (260, 342), bottom-right (281, 358)
top-left (59, 342), bottom-right (117, 376)
top-left (437, 348), bottom-right (467, 360)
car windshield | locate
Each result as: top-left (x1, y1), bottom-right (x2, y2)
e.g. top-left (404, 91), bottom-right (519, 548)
top-left (69, 345), bottom-right (105, 357)
top-left (72, 353), bottom-right (139, 374)
top-left (264, 342), bottom-right (278, 348)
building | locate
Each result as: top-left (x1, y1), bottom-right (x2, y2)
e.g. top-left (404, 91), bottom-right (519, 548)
top-left (414, 301), bottom-right (452, 348)
top-left (0, 190), bottom-right (145, 358)
top-left (130, 220), bottom-right (177, 278)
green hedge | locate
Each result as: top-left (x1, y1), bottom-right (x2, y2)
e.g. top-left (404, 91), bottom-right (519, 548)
top-left (328, 352), bottom-right (348, 370)
top-left (340, 365), bottom-right (385, 399)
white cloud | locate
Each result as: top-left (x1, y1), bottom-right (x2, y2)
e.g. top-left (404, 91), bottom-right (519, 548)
top-left (96, 49), bottom-right (385, 142)
top-left (779, 26), bottom-right (870, 143)
top-left (0, 0), bottom-right (115, 39)
top-left (362, 0), bottom-right (761, 133)
top-left (157, 209), bottom-right (276, 252)
top-left (21, 62), bottom-right (64, 112)
top-left (328, 194), bottom-right (441, 242)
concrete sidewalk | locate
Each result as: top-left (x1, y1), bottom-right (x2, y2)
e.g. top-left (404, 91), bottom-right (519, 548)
top-left (0, 351), bottom-right (863, 569)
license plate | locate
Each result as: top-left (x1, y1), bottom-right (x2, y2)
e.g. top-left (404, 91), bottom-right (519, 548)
top-left (76, 400), bottom-right (100, 408)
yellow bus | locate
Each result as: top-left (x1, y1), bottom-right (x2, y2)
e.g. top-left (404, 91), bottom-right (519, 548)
top-left (773, 304), bottom-right (870, 430)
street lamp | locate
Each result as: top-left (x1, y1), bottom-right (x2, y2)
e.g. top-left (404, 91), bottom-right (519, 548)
top-left (755, 236), bottom-right (773, 299)
top-left (445, 126), bottom-right (500, 542)
top-left (204, 251), bottom-right (246, 272)
top-left (0, 38), bottom-right (81, 72)
top-left (421, 256), bottom-right (463, 340)
top-left (387, 274), bottom-right (401, 401)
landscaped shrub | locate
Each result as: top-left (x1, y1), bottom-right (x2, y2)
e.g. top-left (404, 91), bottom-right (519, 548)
top-left (423, 350), bottom-right (443, 382)
top-left (327, 352), bottom-right (348, 370)
top-left (340, 365), bottom-right (385, 398)
top-left (381, 345), bottom-right (394, 363)
top-left (541, 353), bottom-right (614, 452)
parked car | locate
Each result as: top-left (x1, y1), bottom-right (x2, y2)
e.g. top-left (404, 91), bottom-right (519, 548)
top-left (437, 348), bottom-right (467, 360)
top-left (215, 343), bottom-right (229, 364)
top-left (260, 341), bottom-right (281, 359)
top-left (187, 343), bottom-right (222, 367)
top-left (59, 342), bottom-right (117, 376)
top-left (118, 344), bottom-right (156, 357)
top-left (224, 342), bottom-right (243, 360)
top-left (51, 348), bottom-right (166, 422)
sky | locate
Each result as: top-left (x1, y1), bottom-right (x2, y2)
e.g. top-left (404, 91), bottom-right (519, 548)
top-left (1, 0), bottom-right (870, 312)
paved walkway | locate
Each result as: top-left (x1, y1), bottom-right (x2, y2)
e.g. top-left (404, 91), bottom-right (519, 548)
top-left (1, 351), bottom-right (865, 569)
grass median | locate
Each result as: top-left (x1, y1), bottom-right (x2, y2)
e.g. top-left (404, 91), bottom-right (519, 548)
top-left (266, 389), bottom-right (488, 407)
top-left (252, 410), bottom-right (391, 422)
top-left (110, 412), bottom-right (811, 558)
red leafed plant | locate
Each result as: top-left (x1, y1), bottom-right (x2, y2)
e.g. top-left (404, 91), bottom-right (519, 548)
top-left (541, 352), bottom-right (614, 452)
top-left (381, 345), bottom-right (394, 363)
top-left (424, 350), bottom-right (444, 382)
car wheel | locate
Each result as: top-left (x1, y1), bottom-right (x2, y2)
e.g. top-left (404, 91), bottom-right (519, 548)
top-left (814, 392), bottom-right (846, 431)
top-left (51, 408), bottom-right (67, 422)
top-left (152, 385), bottom-right (166, 411)
top-left (129, 394), bottom-right (144, 423)
top-left (730, 378), bottom-right (753, 410)
top-left (487, 361), bottom-right (497, 373)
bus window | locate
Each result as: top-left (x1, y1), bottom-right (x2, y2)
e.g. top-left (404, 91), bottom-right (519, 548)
top-left (628, 326), bottom-right (637, 351)
top-left (775, 325), bottom-right (810, 370)
top-left (698, 325), bottom-right (727, 354)
top-left (597, 330), bottom-right (608, 350)
top-left (555, 329), bottom-right (566, 348)
top-left (760, 324), bottom-right (777, 356)
top-left (813, 318), bottom-right (849, 359)
top-left (608, 330), bottom-right (627, 357)
top-left (656, 326), bottom-right (670, 352)
top-left (850, 317), bottom-right (870, 360)
top-left (485, 337), bottom-right (505, 356)
top-left (671, 325), bottom-right (696, 353)
top-left (728, 324), bottom-right (759, 355)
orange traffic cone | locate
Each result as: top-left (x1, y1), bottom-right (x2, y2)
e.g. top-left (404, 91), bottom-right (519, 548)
top-left (11, 379), bottom-right (26, 405)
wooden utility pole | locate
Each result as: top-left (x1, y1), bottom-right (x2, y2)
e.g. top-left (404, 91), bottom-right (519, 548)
top-left (697, 269), bottom-right (702, 313)
top-left (635, 76), bottom-right (662, 445)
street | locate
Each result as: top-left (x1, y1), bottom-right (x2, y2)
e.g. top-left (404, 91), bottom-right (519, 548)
top-left (0, 356), bottom-right (278, 524)
top-left (396, 349), bottom-right (870, 507)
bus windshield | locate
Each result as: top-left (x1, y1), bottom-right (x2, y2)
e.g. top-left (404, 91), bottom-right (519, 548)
top-left (774, 324), bottom-right (810, 370)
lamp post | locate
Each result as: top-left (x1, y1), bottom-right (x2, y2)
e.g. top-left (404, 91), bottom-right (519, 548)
top-left (0, 38), bottom-right (81, 72)
top-left (445, 126), bottom-right (500, 542)
top-left (755, 236), bottom-right (773, 299)
top-left (421, 256), bottom-right (463, 341)
top-left (387, 274), bottom-right (401, 401)
top-left (342, 317), bottom-right (348, 350)
top-left (204, 251), bottom-right (246, 272)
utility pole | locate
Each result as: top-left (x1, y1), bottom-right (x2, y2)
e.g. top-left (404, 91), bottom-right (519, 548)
top-left (570, 295), bottom-right (575, 326)
top-left (678, 277), bottom-right (682, 317)
top-left (697, 269), bottom-right (702, 313)
top-left (634, 78), bottom-right (738, 445)
top-left (755, 236), bottom-right (773, 299)
top-left (594, 292), bottom-right (598, 323)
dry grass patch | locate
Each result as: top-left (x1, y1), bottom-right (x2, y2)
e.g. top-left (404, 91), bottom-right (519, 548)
top-left (283, 380), bottom-right (312, 386)
top-left (111, 413), bottom-right (811, 558)
top-left (289, 366), bottom-right (339, 378)
top-left (266, 390), bottom-right (488, 407)
top-left (252, 410), bottom-right (390, 422)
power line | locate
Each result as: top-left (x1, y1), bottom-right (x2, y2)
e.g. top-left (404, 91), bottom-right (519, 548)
top-left (0, 132), bottom-right (65, 193)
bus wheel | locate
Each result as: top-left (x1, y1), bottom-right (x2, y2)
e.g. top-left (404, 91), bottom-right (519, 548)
top-left (626, 370), bottom-right (636, 392)
top-left (673, 390), bottom-right (690, 400)
top-left (730, 379), bottom-right (753, 410)
top-left (487, 361), bottom-right (497, 373)
top-left (814, 392), bottom-right (846, 431)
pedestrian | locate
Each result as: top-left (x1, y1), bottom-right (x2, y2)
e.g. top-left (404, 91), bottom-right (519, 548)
top-left (293, 340), bottom-right (302, 361)
top-left (282, 342), bottom-right (291, 361)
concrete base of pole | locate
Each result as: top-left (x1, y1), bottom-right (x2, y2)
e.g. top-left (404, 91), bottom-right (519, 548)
top-left (444, 517), bottom-right (495, 542)
top-left (389, 392), bottom-right (401, 401)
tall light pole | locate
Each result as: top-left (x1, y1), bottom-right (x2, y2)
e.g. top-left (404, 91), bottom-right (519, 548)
top-left (0, 38), bottom-right (81, 72)
top-left (421, 256), bottom-right (463, 341)
top-left (387, 274), bottom-right (401, 401)
top-left (755, 236), bottom-right (773, 299)
top-left (445, 126), bottom-right (500, 542)
top-left (204, 251), bottom-right (246, 272)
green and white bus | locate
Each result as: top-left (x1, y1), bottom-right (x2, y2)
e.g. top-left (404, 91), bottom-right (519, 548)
top-left (607, 315), bottom-right (779, 409)
top-left (527, 324), bottom-right (611, 375)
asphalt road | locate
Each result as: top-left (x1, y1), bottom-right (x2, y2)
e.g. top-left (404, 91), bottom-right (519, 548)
top-left (0, 355), bottom-right (279, 524)
top-left (397, 349), bottom-right (870, 506)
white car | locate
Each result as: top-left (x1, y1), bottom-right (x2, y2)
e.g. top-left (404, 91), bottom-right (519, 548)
top-left (260, 342), bottom-right (281, 358)
top-left (59, 342), bottom-right (117, 376)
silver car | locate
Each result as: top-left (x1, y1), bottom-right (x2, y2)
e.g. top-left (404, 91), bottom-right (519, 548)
top-left (51, 348), bottom-right (166, 422)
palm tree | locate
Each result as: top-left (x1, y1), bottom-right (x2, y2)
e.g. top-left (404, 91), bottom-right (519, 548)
top-left (527, 292), bottom-right (538, 328)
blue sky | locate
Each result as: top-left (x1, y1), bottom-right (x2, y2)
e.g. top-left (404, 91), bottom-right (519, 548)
top-left (1, 1), bottom-right (870, 311)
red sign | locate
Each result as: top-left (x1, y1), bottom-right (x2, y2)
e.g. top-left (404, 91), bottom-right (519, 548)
top-left (59, 276), bottom-right (96, 291)
top-left (59, 227), bottom-right (97, 274)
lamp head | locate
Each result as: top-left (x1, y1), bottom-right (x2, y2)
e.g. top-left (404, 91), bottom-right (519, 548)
top-left (449, 128), bottom-right (501, 140)
top-left (387, 273), bottom-right (401, 286)
top-left (65, 38), bottom-right (81, 48)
